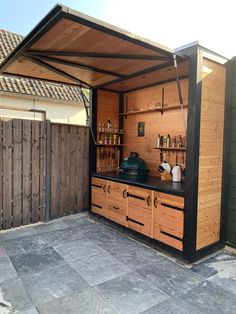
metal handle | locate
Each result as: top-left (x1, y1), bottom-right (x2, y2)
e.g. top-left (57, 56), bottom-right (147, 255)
top-left (103, 184), bottom-right (107, 193)
top-left (107, 185), bottom-right (111, 194)
top-left (123, 189), bottom-right (127, 198)
top-left (146, 195), bottom-right (151, 206)
top-left (154, 197), bottom-right (157, 208)
top-left (113, 206), bottom-right (119, 210)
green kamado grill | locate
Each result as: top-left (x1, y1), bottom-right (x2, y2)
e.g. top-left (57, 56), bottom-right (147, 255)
top-left (119, 152), bottom-right (149, 180)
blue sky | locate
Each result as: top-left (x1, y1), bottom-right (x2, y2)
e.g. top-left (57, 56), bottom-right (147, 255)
top-left (0, 0), bottom-right (235, 58)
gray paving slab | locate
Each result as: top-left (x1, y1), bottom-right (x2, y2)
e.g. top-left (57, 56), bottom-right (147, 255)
top-left (10, 246), bottom-right (64, 276)
top-left (40, 226), bottom-right (85, 246)
top-left (182, 280), bottom-right (236, 313)
top-left (21, 263), bottom-right (89, 307)
top-left (0, 277), bottom-right (35, 313)
top-left (95, 271), bottom-right (168, 314)
top-left (0, 256), bottom-right (18, 284)
top-left (69, 251), bottom-right (131, 286)
top-left (0, 226), bottom-right (37, 242)
top-left (141, 296), bottom-right (202, 314)
top-left (33, 219), bottom-right (71, 233)
top-left (54, 237), bottom-right (107, 262)
top-left (137, 258), bottom-right (203, 296)
top-left (37, 288), bottom-right (119, 314)
top-left (2, 234), bottom-right (49, 257)
top-left (190, 252), bottom-right (236, 279)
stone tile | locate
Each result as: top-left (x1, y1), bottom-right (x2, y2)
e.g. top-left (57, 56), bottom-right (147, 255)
top-left (17, 308), bottom-right (38, 314)
top-left (2, 234), bottom-right (48, 257)
top-left (0, 256), bottom-right (18, 284)
top-left (0, 226), bottom-right (37, 242)
top-left (54, 238), bottom-right (106, 262)
top-left (10, 246), bottom-right (64, 276)
top-left (69, 251), bottom-right (131, 286)
top-left (95, 271), bottom-right (168, 314)
top-left (137, 259), bottom-right (203, 296)
top-left (21, 263), bottom-right (89, 307)
top-left (141, 297), bottom-right (201, 314)
top-left (0, 277), bottom-right (34, 313)
top-left (183, 281), bottom-right (236, 313)
top-left (37, 288), bottom-right (119, 314)
top-left (40, 226), bottom-right (85, 246)
top-left (190, 252), bottom-right (236, 279)
top-left (85, 223), bottom-right (127, 244)
top-left (33, 219), bottom-right (71, 233)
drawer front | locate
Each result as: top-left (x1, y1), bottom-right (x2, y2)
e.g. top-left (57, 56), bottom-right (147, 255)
top-left (91, 203), bottom-right (106, 217)
top-left (154, 202), bottom-right (184, 238)
top-left (107, 180), bottom-right (128, 201)
top-left (153, 228), bottom-right (183, 251)
top-left (127, 203), bottom-right (151, 237)
top-left (128, 186), bottom-right (152, 210)
top-left (156, 192), bottom-right (184, 209)
top-left (92, 177), bottom-right (107, 192)
top-left (107, 197), bottom-right (127, 227)
top-left (91, 177), bottom-right (107, 217)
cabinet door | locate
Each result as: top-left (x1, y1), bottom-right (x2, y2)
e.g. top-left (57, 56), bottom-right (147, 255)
top-left (91, 177), bottom-right (107, 217)
top-left (127, 186), bottom-right (152, 237)
top-left (153, 192), bottom-right (184, 251)
top-left (106, 180), bottom-right (128, 201)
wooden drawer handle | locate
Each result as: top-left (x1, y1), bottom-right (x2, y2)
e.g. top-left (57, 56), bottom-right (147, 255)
top-left (146, 195), bottom-right (151, 206)
top-left (127, 193), bottom-right (145, 201)
top-left (126, 216), bottom-right (144, 226)
top-left (102, 184), bottom-right (107, 193)
top-left (160, 202), bottom-right (183, 211)
top-left (154, 197), bottom-right (157, 208)
top-left (113, 206), bottom-right (119, 210)
top-left (122, 189), bottom-right (127, 199)
top-left (107, 185), bottom-right (111, 194)
top-left (160, 230), bottom-right (183, 241)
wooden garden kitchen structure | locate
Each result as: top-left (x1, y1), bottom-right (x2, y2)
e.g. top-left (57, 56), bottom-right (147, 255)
top-left (0, 4), bottom-right (229, 262)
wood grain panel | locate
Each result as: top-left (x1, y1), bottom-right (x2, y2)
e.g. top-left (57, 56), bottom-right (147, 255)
top-left (196, 58), bottom-right (226, 250)
top-left (51, 124), bottom-right (60, 218)
top-left (123, 79), bottom-right (188, 176)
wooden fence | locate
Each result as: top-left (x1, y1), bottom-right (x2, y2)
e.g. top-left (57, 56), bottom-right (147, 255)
top-left (0, 119), bottom-right (46, 230)
top-left (0, 118), bottom-right (89, 230)
top-left (50, 123), bottom-right (89, 219)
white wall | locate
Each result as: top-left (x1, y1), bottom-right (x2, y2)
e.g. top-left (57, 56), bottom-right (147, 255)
top-left (0, 93), bottom-right (87, 125)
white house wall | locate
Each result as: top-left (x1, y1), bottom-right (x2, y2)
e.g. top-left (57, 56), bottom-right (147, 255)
top-left (0, 94), bottom-right (87, 125)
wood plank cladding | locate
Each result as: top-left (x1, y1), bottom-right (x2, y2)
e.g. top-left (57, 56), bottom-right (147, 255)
top-left (196, 59), bottom-right (226, 250)
top-left (50, 124), bottom-right (89, 218)
top-left (123, 79), bottom-right (188, 176)
top-left (0, 119), bottom-right (46, 229)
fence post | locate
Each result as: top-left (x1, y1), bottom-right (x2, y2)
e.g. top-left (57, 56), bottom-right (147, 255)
top-left (45, 120), bottom-right (51, 222)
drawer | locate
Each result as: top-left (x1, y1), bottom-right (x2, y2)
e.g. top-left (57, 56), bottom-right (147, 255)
top-left (154, 202), bottom-right (184, 238)
top-left (106, 180), bottom-right (128, 200)
top-left (156, 192), bottom-right (184, 209)
top-left (127, 203), bottom-right (151, 237)
top-left (128, 186), bottom-right (152, 210)
top-left (91, 203), bottom-right (106, 217)
top-left (107, 197), bottom-right (127, 227)
top-left (153, 228), bottom-right (183, 251)
top-left (92, 177), bottom-right (107, 191)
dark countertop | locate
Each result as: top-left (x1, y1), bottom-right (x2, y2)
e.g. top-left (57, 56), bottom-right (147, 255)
top-left (92, 172), bottom-right (185, 197)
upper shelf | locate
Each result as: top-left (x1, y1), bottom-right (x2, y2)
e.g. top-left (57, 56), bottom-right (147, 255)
top-left (153, 147), bottom-right (186, 151)
top-left (119, 104), bottom-right (188, 116)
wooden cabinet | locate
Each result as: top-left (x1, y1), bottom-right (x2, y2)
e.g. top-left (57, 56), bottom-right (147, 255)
top-left (106, 181), bottom-right (128, 226)
top-left (153, 192), bottom-right (184, 251)
top-left (91, 176), bottom-right (185, 252)
top-left (127, 186), bottom-right (152, 237)
top-left (91, 177), bottom-right (107, 216)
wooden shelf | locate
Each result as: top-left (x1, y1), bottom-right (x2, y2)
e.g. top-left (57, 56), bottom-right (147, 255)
top-left (119, 104), bottom-right (188, 116)
top-left (153, 147), bottom-right (186, 151)
top-left (98, 131), bottom-right (125, 135)
top-left (95, 144), bottom-right (124, 147)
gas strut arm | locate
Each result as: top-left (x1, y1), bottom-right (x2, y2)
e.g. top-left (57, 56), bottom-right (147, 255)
top-left (79, 88), bottom-right (97, 145)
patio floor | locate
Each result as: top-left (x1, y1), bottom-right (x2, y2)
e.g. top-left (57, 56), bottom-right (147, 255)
top-left (0, 213), bottom-right (236, 314)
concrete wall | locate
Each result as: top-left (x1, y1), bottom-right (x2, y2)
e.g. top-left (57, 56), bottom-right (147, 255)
top-left (0, 93), bottom-right (87, 125)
